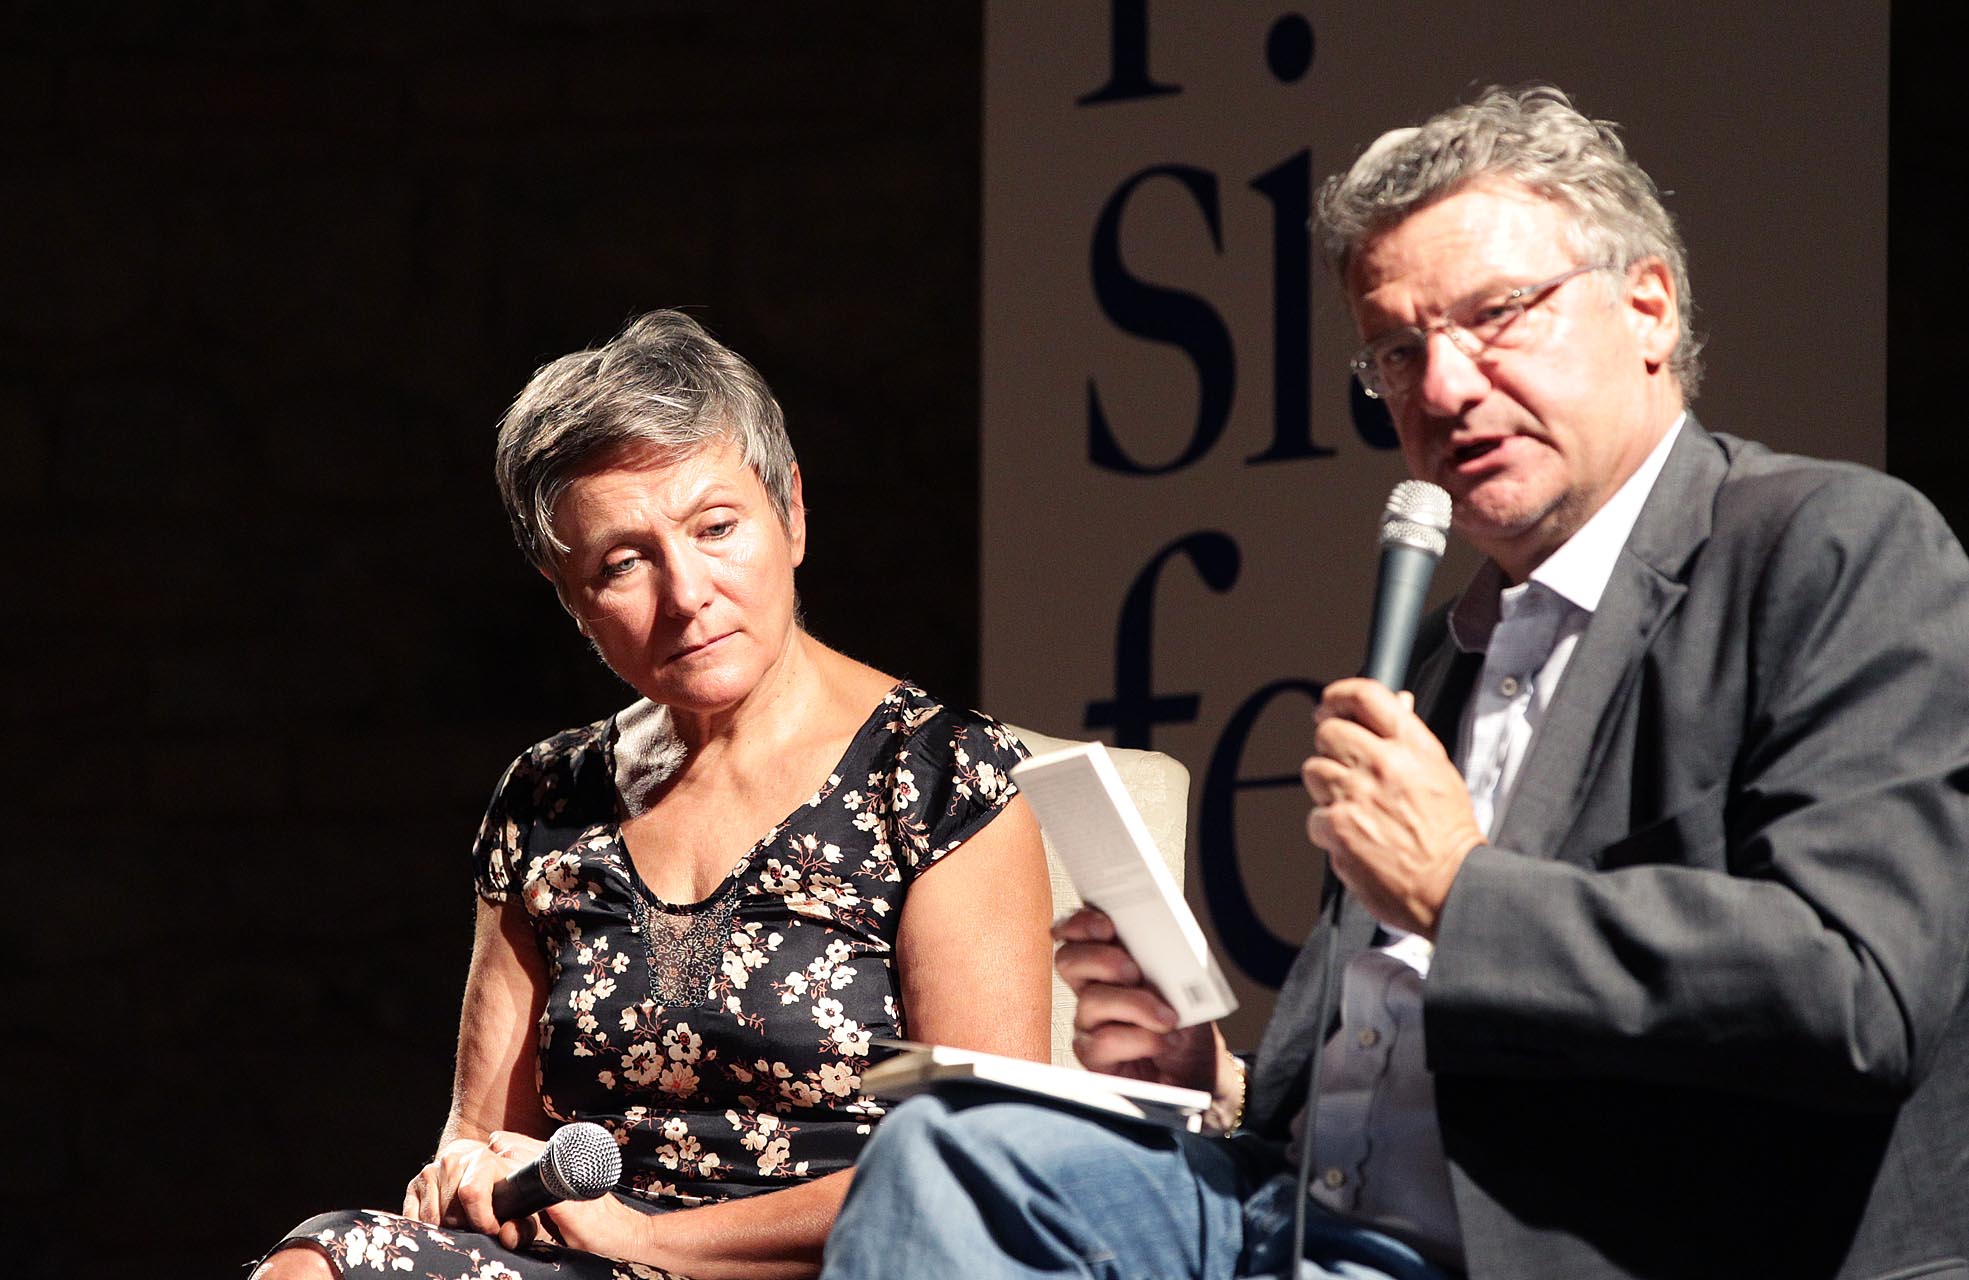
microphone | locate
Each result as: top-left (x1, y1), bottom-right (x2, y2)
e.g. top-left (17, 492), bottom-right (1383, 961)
top-left (1360, 480), bottom-right (1453, 689)
top-left (490, 1121), bottom-right (623, 1222)
top-left (1287, 478), bottom-right (1453, 1280)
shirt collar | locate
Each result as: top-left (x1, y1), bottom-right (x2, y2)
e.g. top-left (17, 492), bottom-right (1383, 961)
top-left (1450, 413), bottom-right (1685, 651)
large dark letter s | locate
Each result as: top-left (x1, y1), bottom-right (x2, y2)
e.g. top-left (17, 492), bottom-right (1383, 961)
top-left (1088, 165), bottom-right (1236, 476)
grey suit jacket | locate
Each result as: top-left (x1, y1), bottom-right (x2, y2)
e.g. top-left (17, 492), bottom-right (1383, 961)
top-left (1249, 422), bottom-right (1969, 1280)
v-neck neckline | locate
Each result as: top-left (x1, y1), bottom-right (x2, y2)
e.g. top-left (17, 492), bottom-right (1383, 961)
top-left (602, 681), bottom-right (911, 910)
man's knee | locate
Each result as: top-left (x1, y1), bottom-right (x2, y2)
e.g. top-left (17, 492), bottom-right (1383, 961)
top-left (863, 1089), bottom-right (1078, 1175)
top-left (833, 1090), bottom-right (1247, 1279)
top-left (863, 1087), bottom-right (1182, 1194)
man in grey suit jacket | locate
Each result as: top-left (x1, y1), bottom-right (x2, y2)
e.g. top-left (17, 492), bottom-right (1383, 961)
top-left (820, 86), bottom-right (1969, 1280)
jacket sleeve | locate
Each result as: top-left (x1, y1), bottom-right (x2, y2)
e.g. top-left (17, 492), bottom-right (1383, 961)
top-left (1424, 470), bottom-right (1969, 1110)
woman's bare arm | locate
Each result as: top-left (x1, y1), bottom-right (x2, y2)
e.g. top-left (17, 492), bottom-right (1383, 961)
top-left (403, 895), bottom-right (554, 1222)
top-left (444, 895), bottom-right (555, 1143)
top-left (893, 794), bottom-right (1053, 1059)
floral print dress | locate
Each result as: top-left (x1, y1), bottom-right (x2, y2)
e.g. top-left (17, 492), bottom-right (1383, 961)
top-left (262, 684), bottom-right (1027, 1279)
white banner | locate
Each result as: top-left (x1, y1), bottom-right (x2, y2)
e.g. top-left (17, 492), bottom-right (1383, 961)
top-left (981, 2), bottom-right (1887, 1041)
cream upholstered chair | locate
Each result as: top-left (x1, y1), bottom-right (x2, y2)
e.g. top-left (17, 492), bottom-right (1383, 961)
top-left (1004, 725), bottom-right (1192, 1069)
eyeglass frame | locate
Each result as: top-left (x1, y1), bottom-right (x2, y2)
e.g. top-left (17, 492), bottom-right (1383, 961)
top-left (1348, 261), bottom-right (1620, 401)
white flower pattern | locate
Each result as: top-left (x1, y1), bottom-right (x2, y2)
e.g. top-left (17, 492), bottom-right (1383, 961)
top-left (259, 686), bottom-right (1024, 1280)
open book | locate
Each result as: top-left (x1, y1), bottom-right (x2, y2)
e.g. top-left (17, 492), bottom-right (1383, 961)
top-left (1012, 741), bottom-right (1239, 1026)
top-left (864, 1040), bottom-right (1212, 1132)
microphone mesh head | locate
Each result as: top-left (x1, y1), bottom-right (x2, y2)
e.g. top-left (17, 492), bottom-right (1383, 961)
top-left (539, 1121), bottom-right (624, 1203)
top-left (1379, 480), bottom-right (1452, 557)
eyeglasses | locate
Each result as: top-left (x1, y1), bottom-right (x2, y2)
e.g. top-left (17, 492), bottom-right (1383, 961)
top-left (1349, 262), bottom-right (1617, 401)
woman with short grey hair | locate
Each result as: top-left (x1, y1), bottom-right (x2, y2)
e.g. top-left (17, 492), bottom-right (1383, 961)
top-left (256, 310), bottom-right (1053, 1280)
top-left (496, 310), bottom-right (802, 573)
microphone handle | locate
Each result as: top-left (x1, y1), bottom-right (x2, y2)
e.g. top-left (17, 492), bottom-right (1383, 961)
top-left (1289, 539), bottom-right (1439, 1278)
top-left (1361, 543), bottom-right (1440, 689)
top-left (491, 1164), bottom-right (558, 1223)
top-left (1288, 491), bottom-right (1447, 1280)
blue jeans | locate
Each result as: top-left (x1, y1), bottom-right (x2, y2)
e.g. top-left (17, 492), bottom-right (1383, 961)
top-left (821, 1087), bottom-right (1458, 1280)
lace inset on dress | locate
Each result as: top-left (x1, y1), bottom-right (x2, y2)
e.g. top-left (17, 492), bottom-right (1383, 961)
top-left (631, 879), bottom-right (742, 1007)
top-left (612, 697), bottom-right (742, 1006)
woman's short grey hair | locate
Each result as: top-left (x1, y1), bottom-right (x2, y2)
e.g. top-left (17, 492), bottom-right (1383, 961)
top-left (495, 309), bottom-right (798, 572)
top-left (1316, 84), bottom-right (1703, 398)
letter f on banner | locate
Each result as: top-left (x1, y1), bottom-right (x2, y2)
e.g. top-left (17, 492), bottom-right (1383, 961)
top-left (1084, 531), bottom-right (1241, 748)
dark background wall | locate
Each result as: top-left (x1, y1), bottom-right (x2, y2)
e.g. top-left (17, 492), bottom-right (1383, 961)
top-left (1, 6), bottom-right (1957, 1278)
top-left (2, 5), bottom-right (982, 1275)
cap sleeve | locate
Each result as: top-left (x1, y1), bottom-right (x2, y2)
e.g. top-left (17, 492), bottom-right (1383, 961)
top-left (469, 718), bottom-right (611, 906)
top-left (890, 708), bottom-right (1030, 882)
top-left (470, 752), bottom-right (530, 905)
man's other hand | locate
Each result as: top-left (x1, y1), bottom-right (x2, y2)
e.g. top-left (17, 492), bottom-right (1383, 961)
top-left (1052, 907), bottom-right (1240, 1123)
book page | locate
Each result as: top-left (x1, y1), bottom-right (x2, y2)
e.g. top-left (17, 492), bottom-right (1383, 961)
top-left (1012, 743), bottom-right (1237, 1025)
top-left (866, 1039), bottom-right (1211, 1131)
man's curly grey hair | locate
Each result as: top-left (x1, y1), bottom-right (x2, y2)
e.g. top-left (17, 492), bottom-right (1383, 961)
top-left (1315, 84), bottom-right (1703, 399)
top-left (495, 309), bottom-right (798, 573)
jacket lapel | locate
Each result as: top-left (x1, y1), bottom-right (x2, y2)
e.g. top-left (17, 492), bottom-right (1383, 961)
top-left (1488, 420), bottom-right (1726, 863)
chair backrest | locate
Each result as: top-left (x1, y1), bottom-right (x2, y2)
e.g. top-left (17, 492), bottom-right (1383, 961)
top-left (1005, 724), bottom-right (1192, 1069)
